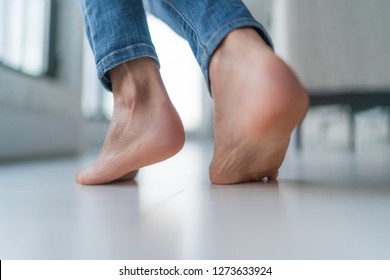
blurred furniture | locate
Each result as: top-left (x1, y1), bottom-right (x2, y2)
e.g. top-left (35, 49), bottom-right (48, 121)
top-left (271, 0), bottom-right (390, 149)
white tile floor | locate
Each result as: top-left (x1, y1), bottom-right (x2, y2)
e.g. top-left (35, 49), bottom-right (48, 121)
top-left (1, 139), bottom-right (390, 259)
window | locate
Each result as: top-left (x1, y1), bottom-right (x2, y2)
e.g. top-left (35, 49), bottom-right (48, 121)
top-left (0, 0), bottom-right (51, 76)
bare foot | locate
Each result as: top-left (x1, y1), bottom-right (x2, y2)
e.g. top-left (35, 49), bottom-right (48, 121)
top-left (77, 58), bottom-right (184, 185)
top-left (209, 28), bottom-right (309, 184)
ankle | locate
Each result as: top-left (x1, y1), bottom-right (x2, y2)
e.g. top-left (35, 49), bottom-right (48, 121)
top-left (109, 58), bottom-right (162, 105)
top-left (210, 28), bottom-right (271, 84)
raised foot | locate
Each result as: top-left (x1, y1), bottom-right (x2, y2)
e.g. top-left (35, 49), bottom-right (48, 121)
top-left (209, 28), bottom-right (309, 184)
top-left (77, 58), bottom-right (184, 185)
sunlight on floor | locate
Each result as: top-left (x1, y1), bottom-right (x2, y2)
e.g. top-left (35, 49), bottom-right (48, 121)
top-left (1, 139), bottom-right (390, 259)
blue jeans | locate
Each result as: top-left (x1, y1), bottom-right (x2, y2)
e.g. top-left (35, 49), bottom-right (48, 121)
top-left (78, 0), bottom-right (273, 92)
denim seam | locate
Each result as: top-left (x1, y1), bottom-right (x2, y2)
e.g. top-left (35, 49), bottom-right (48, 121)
top-left (206, 17), bottom-right (256, 49)
top-left (201, 17), bottom-right (257, 71)
top-left (97, 43), bottom-right (156, 72)
top-left (161, 0), bottom-right (207, 57)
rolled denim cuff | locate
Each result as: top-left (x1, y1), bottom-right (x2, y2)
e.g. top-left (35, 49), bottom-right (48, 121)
top-left (97, 43), bottom-right (160, 91)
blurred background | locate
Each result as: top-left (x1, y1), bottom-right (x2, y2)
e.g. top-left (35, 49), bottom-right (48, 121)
top-left (1, 0), bottom-right (390, 260)
top-left (0, 0), bottom-right (389, 160)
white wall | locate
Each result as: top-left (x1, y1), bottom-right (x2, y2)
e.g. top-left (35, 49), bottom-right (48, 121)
top-left (243, 0), bottom-right (273, 30)
top-left (0, 1), bottom-right (84, 159)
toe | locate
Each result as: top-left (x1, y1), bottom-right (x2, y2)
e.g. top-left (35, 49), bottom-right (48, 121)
top-left (76, 168), bottom-right (93, 185)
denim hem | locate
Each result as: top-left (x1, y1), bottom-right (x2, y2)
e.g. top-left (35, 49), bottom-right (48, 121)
top-left (97, 44), bottom-right (160, 91)
top-left (201, 18), bottom-right (274, 95)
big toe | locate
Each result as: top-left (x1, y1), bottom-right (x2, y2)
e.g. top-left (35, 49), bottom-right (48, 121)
top-left (76, 167), bottom-right (95, 185)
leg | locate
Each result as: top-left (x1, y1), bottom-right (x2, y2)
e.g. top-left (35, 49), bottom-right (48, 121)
top-left (144, 0), bottom-right (274, 87)
top-left (146, 0), bottom-right (309, 184)
top-left (76, 0), bottom-right (184, 185)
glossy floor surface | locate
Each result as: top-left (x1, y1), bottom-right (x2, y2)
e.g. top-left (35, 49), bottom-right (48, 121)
top-left (1, 140), bottom-right (390, 259)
